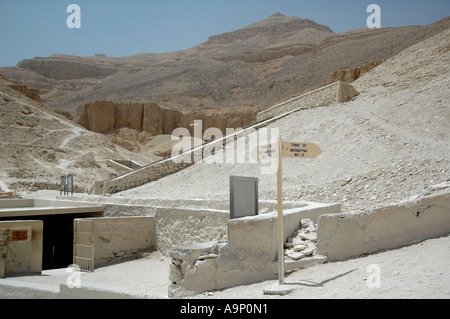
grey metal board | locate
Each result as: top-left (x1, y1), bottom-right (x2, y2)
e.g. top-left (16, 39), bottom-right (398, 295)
top-left (230, 176), bottom-right (258, 219)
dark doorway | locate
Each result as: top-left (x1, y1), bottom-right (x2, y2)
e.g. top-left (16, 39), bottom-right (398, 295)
top-left (0, 213), bottom-right (100, 270)
top-left (40, 214), bottom-right (75, 270)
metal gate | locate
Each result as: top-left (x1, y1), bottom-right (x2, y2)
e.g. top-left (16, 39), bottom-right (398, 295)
top-left (73, 219), bottom-right (94, 272)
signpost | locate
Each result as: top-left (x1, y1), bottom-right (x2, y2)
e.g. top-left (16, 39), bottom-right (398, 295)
top-left (256, 136), bottom-right (322, 286)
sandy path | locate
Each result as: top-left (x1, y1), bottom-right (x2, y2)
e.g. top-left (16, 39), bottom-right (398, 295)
top-left (196, 234), bottom-right (450, 299)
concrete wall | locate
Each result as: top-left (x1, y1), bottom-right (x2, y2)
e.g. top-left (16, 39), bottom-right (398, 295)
top-left (168, 202), bottom-right (341, 297)
top-left (74, 217), bottom-right (156, 268)
top-left (256, 81), bottom-right (359, 123)
top-left (106, 160), bottom-right (134, 175)
top-left (58, 196), bottom-right (322, 257)
top-left (0, 198), bottom-right (103, 209)
top-left (0, 220), bottom-right (43, 278)
top-left (316, 191), bottom-right (450, 261)
top-left (0, 199), bottom-right (104, 218)
top-left (103, 161), bottom-right (193, 195)
top-left (156, 208), bottom-right (229, 256)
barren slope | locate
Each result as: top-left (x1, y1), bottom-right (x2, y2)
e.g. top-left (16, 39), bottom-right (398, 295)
top-left (0, 77), bottom-right (160, 191)
top-left (115, 28), bottom-right (450, 212)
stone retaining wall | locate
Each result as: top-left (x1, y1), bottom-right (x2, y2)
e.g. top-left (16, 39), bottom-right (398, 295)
top-left (74, 217), bottom-right (156, 268)
top-left (102, 160), bottom-right (192, 195)
top-left (256, 81), bottom-right (358, 123)
top-left (168, 202), bottom-right (341, 297)
top-left (316, 191), bottom-right (450, 261)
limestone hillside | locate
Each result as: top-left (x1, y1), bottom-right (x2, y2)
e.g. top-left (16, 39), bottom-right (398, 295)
top-left (0, 76), bottom-right (164, 192)
top-left (1, 13), bottom-right (449, 118)
top-left (115, 27), bottom-right (450, 212)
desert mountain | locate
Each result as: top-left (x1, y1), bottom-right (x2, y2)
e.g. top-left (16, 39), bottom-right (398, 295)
top-left (115, 27), bottom-right (450, 212)
top-left (1, 14), bottom-right (449, 119)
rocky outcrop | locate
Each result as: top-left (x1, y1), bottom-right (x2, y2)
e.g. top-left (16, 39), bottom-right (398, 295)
top-left (17, 55), bottom-right (117, 80)
top-left (207, 13), bottom-right (333, 45)
top-left (75, 100), bottom-right (258, 135)
top-left (320, 60), bottom-right (385, 86)
top-left (8, 84), bottom-right (41, 102)
top-left (1, 73), bottom-right (42, 103)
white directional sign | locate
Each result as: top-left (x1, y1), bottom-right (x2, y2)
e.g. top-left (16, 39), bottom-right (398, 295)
top-left (258, 143), bottom-right (278, 160)
top-left (251, 141), bottom-right (322, 162)
top-left (282, 142), bottom-right (322, 159)
top-left (250, 142), bottom-right (278, 162)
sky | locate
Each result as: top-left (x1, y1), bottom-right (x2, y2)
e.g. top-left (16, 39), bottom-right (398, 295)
top-left (0, 0), bottom-right (449, 67)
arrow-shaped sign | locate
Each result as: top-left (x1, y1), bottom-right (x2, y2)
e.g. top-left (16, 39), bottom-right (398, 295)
top-left (281, 142), bottom-right (322, 159)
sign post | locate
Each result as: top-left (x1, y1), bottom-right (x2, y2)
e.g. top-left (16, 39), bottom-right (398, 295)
top-left (276, 134), bottom-right (284, 285)
top-left (255, 137), bottom-right (323, 287)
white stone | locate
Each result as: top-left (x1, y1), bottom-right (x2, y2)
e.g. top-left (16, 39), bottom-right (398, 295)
top-left (288, 251), bottom-right (306, 260)
top-left (299, 231), bottom-right (317, 242)
top-left (197, 254), bottom-right (217, 260)
top-left (263, 284), bottom-right (294, 296)
top-left (302, 247), bottom-right (315, 257)
top-left (301, 218), bottom-right (314, 229)
top-left (292, 244), bottom-right (306, 252)
top-left (284, 249), bottom-right (294, 256)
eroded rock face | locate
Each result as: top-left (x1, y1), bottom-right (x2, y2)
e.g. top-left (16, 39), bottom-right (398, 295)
top-left (320, 60), bottom-right (385, 86)
top-left (16, 55), bottom-right (117, 80)
top-left (8, 84), bottom-right (41, 102)
top-left (75, 100), bottom-right (258, 136)
top-left (87, 100), bottom-right (116, 133)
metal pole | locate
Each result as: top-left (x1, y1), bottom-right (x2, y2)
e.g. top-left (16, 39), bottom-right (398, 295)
top-left (277, 133), bottom-right (284, 285)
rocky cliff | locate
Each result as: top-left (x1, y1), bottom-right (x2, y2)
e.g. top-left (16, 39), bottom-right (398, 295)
top-left (0, 74), bottom-right (155, 192)
top-left (16, 54), bottom-right (118, 80)
top-left (75, 100), bottom-right (258, 136)
top-left (320, 60), bottom-right (385, 86)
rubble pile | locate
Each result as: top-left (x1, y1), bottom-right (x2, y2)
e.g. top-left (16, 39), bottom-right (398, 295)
top-left (284, 218), bottom-right (318, 261)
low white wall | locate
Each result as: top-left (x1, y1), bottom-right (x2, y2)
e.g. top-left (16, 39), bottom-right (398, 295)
top-left (0, 199), bottom-right (34, 208)
top-left (316, 191), bottom-right (450, 261)
top-left (0, 220), bottom-right (43, 277)
top-left (156, 208), bottom-right (229, 256)
top-left (256, 81), bottom-right (359, 122)
top-left (61, 196), bottom-right (317, 257)
top-left (75, 217), bottom-right (156, 268)
top-left (168, 202), bottom-right (341, 297)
